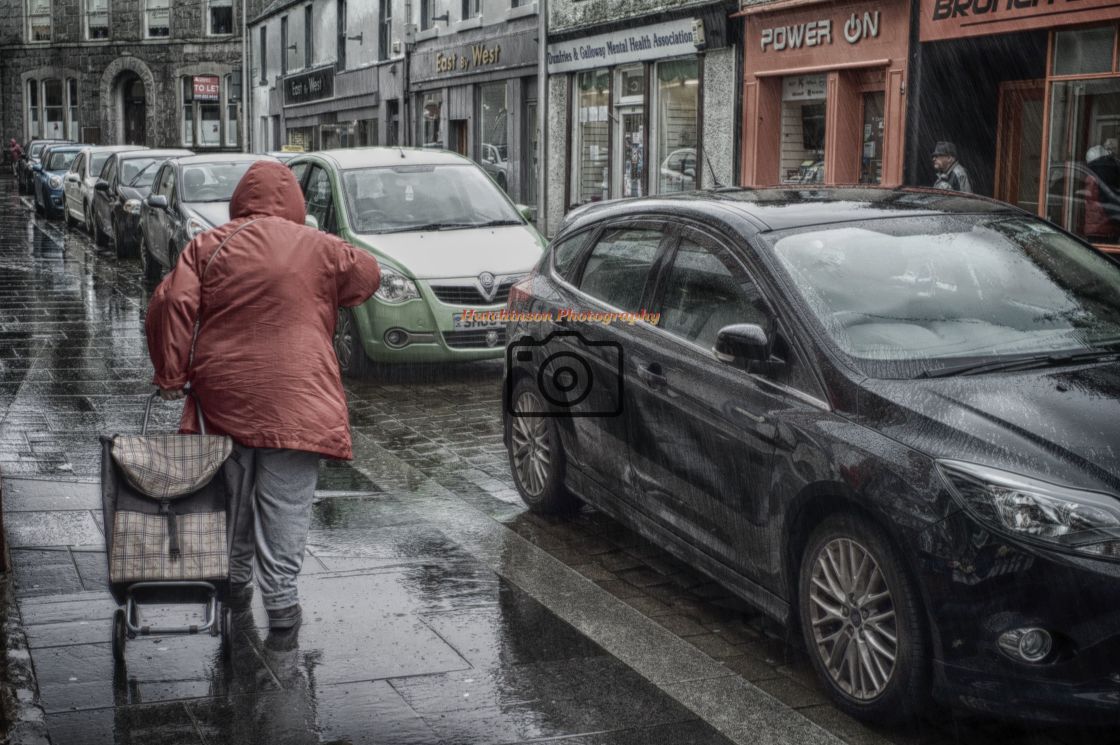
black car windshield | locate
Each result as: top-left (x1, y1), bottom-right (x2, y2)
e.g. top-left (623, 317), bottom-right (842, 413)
top-left (767, 214), bottom-right (1120, 378)
top-left (121, 158), bottom-right (162, 187)
top-left (180, 161), bottom-right (255, 202)
top-left (30, 143), bottom-right (48, 157)
top-left (46, 151), bottom-right (78, 171)
top-left (341, 164), bottom-right (522, 234)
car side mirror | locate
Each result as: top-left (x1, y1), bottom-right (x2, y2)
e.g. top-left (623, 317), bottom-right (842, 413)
top-left (147, 194), bottom-right (169, 210)
top-left (304, 214), bottom-right (320, 230)
top-left (715, 324), bottom-right (772, 370)
top-left (514, 204), bottom-right (532, 222)
top-left (94, 180), bottom-right (109, 192)
top-left (32, 163), bottom-right (42, 172)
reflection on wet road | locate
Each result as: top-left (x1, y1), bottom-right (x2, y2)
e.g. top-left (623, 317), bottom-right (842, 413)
top-left (1, 176), bottom-right (1115, 745)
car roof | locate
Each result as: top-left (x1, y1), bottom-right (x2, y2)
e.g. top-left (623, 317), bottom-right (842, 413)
top-left (298, 147), bottom-right (475, 170)
top-left (171, 153), bottom-right (275, 166)
top-left (116, 149), bottom-right (194, 161)
top-left (82, 145), bottom-right (148, 154)
top-left (559, 186), bottom-right (1025, 235)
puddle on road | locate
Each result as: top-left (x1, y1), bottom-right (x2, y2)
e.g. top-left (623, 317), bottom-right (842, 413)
top-left (317, 459), bottom-right (380, 493)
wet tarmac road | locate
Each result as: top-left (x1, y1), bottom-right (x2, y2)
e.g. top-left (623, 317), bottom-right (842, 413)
top-left (1, 175), bottom-right (1117, 745)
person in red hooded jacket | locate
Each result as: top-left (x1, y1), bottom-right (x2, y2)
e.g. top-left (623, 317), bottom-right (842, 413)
top-left (145, 159), bottom-right (380, 632)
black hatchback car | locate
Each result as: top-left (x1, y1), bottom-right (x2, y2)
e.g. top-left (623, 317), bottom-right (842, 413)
top-left (503, 188), bottom-right (1120, 725)
top-left (92, 148), bottom-right (192, 258)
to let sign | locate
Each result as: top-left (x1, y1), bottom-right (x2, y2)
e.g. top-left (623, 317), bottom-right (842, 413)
top-left (192, 75), bottom-right (220, 101)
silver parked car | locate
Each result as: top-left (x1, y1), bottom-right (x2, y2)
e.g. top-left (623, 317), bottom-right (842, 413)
top-left (139, 153), bottom-right (273, 281)
top-left (62, 145), bottom-right (147, 233)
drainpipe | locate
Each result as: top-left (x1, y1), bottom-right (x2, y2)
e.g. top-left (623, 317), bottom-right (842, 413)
top-left (537, 0), bottom-right (548, 235)
top-left (242, 0), bottom-right (249, 151)
top-left (403, 0), bottom-right (413, 146)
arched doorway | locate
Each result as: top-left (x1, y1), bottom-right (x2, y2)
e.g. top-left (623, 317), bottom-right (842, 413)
top-left (118, 72), bottom-right (146, 145)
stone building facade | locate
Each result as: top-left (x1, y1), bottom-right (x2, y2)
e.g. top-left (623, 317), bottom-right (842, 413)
top-left (0, 0), bottom-right (267, 150)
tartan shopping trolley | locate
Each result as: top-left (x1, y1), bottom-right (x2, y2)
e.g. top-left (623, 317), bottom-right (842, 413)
top-left (101, 390), bottom-right (243, 663)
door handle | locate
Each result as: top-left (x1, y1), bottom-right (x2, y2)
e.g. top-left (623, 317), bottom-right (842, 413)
top-left (636, 361), bottom-right (667, 389)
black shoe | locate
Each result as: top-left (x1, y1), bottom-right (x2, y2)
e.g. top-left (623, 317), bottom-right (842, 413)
top-left (264, 624), bottom-right (302, 652)
top-left (266, 603), bottom-right (302, 630)
top-left (226, 582), bottom-right (254, 612)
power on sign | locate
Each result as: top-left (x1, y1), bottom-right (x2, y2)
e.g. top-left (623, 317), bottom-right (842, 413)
top-left (192, 75), bottom-right (220, 101)
top-left (759, 10), bottom-right (880, 51)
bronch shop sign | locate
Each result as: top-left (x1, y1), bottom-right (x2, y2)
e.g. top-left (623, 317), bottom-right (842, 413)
top-left (920, 0), bottom-right (1120, 41)
top-left (760, 11), bottom-right (880, 52)
top-left (285, 67), bottom-right (334, 105)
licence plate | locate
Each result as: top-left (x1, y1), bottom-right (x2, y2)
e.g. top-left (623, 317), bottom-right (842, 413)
top-left (453, 312), bottom-right (505, 330)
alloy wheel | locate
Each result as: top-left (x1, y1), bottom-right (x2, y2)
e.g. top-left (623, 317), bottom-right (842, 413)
top-left (511, 391), bottom-right (551, 497)
top-left (333, 308), bottom-right (353, 371)
top-left (808, 537), bottom-right (898, 702)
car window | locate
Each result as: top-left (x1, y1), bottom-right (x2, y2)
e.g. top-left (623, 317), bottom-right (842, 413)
top-left (120, 158), bottom-right (163, 188)
top-left (552, 230), bottom-right (594, 282)
top-left (304, 166), bottom-right (336, 233)
top-left (578, 228), bottom-right (662, 312)
top-left (70, 153), bottom-right (84, 174)
top-left (90, 152), bottom-right (112, 179)
top-left (102, 157), bottom-right (117, 185)
top-left (289, 162), bottom-right (310, 186)
top-left (658, 236), bottom-right (770, 351)
top-left (46, 150), bottom-right (78, 171)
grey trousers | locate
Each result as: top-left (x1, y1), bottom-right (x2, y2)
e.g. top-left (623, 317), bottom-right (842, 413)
top-left (229, 445), bottom-right (320, 611)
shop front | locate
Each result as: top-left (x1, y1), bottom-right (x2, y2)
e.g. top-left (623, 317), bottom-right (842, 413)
top-left (736, 0), bottom-right (910, 187)
top-left (409, 27), bottom-right (539, 209)
top-left (913, 0), bottom-right (1120, 252)
top-left (281, 64), bottom-right (383, 153)
top-left (548, 16), bottom-right (715, 207)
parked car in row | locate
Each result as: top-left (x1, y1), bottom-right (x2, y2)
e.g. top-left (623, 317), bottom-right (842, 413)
top-left (92, 148), bottom-right (192, 258)
top-left (32, 144), bottom-right (88, 218)
top-left (62, 145), bottom-right (147, 232)
top-left (18, 138), bottom-right (70, 194)
top-left (140, 153), bottom-right (271, 281)
top-left (285, 148), bottom-right (545, 376)
top-left (505, 187), bottom-right (1120, 725)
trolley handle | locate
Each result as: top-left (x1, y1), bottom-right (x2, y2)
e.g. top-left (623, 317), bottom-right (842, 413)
top-left (142, 388), bottom-right (207, 436)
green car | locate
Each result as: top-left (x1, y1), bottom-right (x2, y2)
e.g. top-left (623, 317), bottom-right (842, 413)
top-left (286, 148), bottom-right (547, 375)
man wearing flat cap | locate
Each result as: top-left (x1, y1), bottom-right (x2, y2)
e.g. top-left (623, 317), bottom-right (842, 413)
top-left (931, 141), bottom-right (972, 193)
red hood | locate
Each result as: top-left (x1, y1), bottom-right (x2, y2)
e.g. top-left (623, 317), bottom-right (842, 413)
top-left (230, 160), bottom-right (306, 223)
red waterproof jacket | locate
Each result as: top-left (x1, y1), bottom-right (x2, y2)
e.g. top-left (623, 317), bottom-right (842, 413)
top-left (145, 160), bottom-right (380, 459)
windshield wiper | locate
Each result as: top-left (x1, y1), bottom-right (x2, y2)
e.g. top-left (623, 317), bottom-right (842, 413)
top-left (468, 219), bottom-right (523, 227)
top-left (917, 349), bottom-right (1120, 379)
top-left (374, 222), bottom-right (484, 233)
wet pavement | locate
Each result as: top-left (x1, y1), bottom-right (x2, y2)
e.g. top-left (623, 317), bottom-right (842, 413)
top-left (1, 174), bottom-right (1117, 745)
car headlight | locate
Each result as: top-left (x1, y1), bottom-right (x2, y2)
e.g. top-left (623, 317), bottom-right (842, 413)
top-left (187, 216), bottom-right (211, 237)
top-left (124, 199), bottom-right (142, 215)
top-left (374, 267), bottom-right (420, 304)
top-left (938, 460), bottom-right (1120, 558)
top-left (49, 176), bottom-right (62, 189)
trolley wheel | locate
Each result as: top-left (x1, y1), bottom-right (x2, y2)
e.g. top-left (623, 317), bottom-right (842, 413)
top-left (220, 606), bottom-right (233, 661)
top-left (112, 609), bottom-right (127, 663)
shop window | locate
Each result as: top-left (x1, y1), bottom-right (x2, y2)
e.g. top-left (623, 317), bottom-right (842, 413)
top-left (479, 82), bottom-right (509, 192)
top-left (226, 73), bottom-right (240, 147)
top-left (86, 0), bottom-right (109, 39)
top-left (1046, 77), bottom-right (1120, 247)
top-left (67, 79), bottom-right (79, 142)
top-left (780, 74), bottom-right (827, 184)
top-left (616, 65), bottom-right (646, 198)
top-left (860, 92), bottom-right (885, 185)
top-left (379, 1), bottom-right (391, 61)
top-left (146, 0), bottom-right (170, 38)
top-left (462, 0), bottom-right (479, 19)
top-left (656, 58), bottom-right (697, 194)
top-left (182, 76), bottom-right (232, 148)
top-left (573, 69), bottom-right (610, 205)
top-left (420, 91), bottom-right (443, 148)
top-left (27, 0), bottom-right (50, 41)
top-left (387, 100), bottom-right (400, 145)
top-left (43, 79), bottom-right (64, 139)
top-left (1053, 27), bottom-right (1115, 77)
top-left (259, 26), bottom-right (268, 84)
top-left (26, 81), bottom-right (40, 139)
top-left (304, 5), bottom-right (313, 67)
top-left (209, 0), bottom-right (233, 35)
top-left (358, 119), bottom-right (378, 146)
